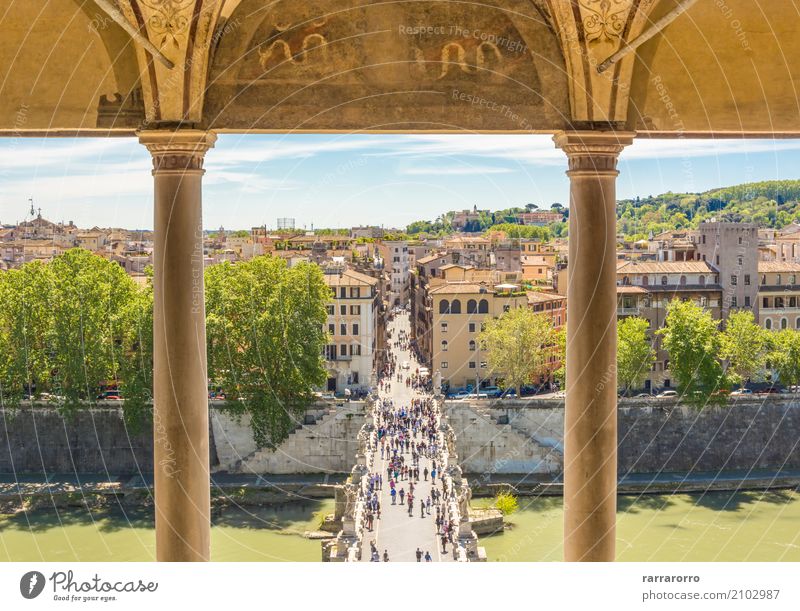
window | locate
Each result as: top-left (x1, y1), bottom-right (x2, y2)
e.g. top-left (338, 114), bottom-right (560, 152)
top-left (776, 296), bottom-right (785, 308)
top-left (340, 305), bottom-right (346, 315)
top-left (439, 300), bottom-right (450, 314)
top-left (468, 323), bottom-right (476, 332)
top-left (350, 344), bottom-right (361, 356)
top-left (450, 299), bottom-right (462, 314)
top-left (340, 344), bottom-right (347, 357)
top-left (796, 317), bottom-right (800, 329)
top-left (352, 372), bottom-right (359, 384)
top-left (441, 322), bottom-right (448, 333)
top-left (441, 362), bottom-right (448, 369)
top-left (738, 236), bottom-right (743, 245)
top-left (744, 274), bottom-right (750, 286)
top-left (622, 276), bottom-right (630, 285)
top-left (731, 296), bottom-right (737, 308)
top-left (664, 359), bottom-right (669, 370)
top-left (642, 275), bottom-right (649, 286)
top-left (763, 297), bottom-right (769, 308)
top-left (777, 274), bottom-right (782, 285)
top-left (467, 299), bottom-right (477, 314)
top-left (352, 324), bottom-right (359, 335)
top-left (350, 305), bottom-right (361, 315)
top-left (680, 275), bottom-right (687, 286)
top-left (702, 234), bottom-right (706, 244)
top-left (730, 275), bottom-right (737, 286)
top-left (480, 361), bottom-right (487, 368)
top-left (716, 255), bottom-right (720, 265)
top-left (766, 319), bottom-right (772, 330)
top-left (469, 361), bottom-right (476, 369)
top-left (503, 304), bottom-right (510, 312)
top-left (478, 299), bottom-right (489, 313)
top-left (469, 340), bottom-right (476, 351)
top-left (738, 256), bottom-right (743, 266)
top-left (340, 324), bottom-right (347, 335)
top-left (350, 288), bottom-right (359, 298)
top-left (790, 297), bottom-right (797, 308)
top-left (340, 287), bottom-right (347, 299)
top-left (698, 275), bottom-right (705, 286)
top-left (326, 305), bottom-right (335, 315)
top-left (782, 318), bottom-right (788, 330)
top-left (441, 340), bottom-right (448, 352)
top-left (744, 296), bottom-right (751, 307)
top-left (661, 276), bottom-right (668, 286)
top-left (792, 275), bottom-right (797, 285)
top-left (328, 324), bottom-right (335, 335)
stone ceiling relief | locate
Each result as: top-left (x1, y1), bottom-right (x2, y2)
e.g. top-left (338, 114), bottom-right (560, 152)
top-left (546, 0), bottom-right (662, 126)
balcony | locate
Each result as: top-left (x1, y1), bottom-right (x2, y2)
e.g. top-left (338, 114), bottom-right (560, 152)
top-left (617, 307), bottom-right (640, 316)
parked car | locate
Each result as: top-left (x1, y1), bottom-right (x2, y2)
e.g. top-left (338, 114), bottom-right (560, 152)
top-left (756, 387), bottom-right (780, 394)
top-left (480, 386), bottom-right (502, 398)
top-left (634, 393), bottom-right (653, 398)
top-left (730, 388), bottom-right (753, 396)
top-left (657, 390), bottom-right (678, 398)
top-left (97, 390), bottom-right (122, 401)
top-left (401, 360), bottom-right (410, 370)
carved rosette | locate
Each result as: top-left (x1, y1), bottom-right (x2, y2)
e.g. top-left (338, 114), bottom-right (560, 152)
top-left (553, 131), bottom-right (634, 175)
top-left (138, 130), bottom-right (217, 174)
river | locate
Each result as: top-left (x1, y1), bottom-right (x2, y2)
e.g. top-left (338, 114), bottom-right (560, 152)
top-left (0, 499), bottom-right (334, 562)
top-left (477, 490), bottom-right (800, 561)
top-left (3, 491), bottom-right (799, 561)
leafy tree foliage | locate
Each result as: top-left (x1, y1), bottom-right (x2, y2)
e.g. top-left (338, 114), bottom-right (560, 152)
top-left (720, 310), bottom-right (768, 386)
top-left (205, 257), bottom-right (329, 447)
top-left (768, 329), bottom-right (800, 388)
top-left (657, 299), bottom-right (728, 403)
top-left (478, 307), bottom-right (558, 396)
top-left (617, 317), bottom-right (656, 395)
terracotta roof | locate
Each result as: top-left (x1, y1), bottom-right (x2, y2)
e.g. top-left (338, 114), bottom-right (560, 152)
top-left (526, 292), bottom-right (565, 304)
top-left (417, 252), bottom-right (447, 265)
top-left (323, 268), bottom-right (378, 287)
top-left (616, 285), bottom-right (649, 294)
top-left (428, 283), bottom-right (491, 295)
top-left (616, 260), bottom-right (716, 274)
top-left (758, 261), bottom-right (800, 273)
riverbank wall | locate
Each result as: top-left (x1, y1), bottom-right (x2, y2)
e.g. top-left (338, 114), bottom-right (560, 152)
top-left (0, 400), bottom-right (366, 476)
top-left (446, 395), bottom-right (800, 478)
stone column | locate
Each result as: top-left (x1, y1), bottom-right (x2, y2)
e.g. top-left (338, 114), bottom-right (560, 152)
top-left (553, 130), bottom-right (634, 562)
top-left (138, 129), bottom-right (217, 562)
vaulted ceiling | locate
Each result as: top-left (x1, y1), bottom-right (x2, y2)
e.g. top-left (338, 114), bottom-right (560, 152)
top-left (1, 0), bottom-right (798, 135)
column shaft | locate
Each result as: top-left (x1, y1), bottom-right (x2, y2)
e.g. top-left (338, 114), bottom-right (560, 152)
top-left (554, 131), bottom-right (634, 562)
top-left (139, 130), bottom-right (216, 562)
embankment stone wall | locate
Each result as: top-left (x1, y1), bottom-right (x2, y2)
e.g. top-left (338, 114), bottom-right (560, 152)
top-left (0, 401), bottom-right (365, 476)
top-left (448, 396), bottom-right (800, 476)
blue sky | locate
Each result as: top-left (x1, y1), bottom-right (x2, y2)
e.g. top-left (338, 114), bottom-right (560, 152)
top-left (0, 134), bottom-right (798, 230)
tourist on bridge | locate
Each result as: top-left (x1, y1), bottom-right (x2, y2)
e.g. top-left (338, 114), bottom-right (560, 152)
top-left (383, 550), bottom-right (389, 562)
top-left (390, 488), bottom-right (396, 504)
top-left (425, 551), bottom-right (432, 562)
top-left (399, 488), bottom-right (405, 505)
top-left (423, 467), bottom-right (428, 481)
top-left (420, 498), bottom-right (425, 518)
top-left (415, 548), bottom-right (423, 562)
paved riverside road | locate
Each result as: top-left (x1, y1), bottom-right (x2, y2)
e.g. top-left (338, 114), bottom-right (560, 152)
top-left (360, 313), bottom-right (455, 562)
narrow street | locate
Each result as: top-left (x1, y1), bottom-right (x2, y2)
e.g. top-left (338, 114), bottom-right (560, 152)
top-left (359, 312), bottom-right (456, 562)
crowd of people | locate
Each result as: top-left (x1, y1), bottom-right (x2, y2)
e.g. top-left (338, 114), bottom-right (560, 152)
top-left (361, 355), bottom-right (459, 561)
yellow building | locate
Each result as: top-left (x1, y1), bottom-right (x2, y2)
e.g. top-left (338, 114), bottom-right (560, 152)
top-left (428, 282), bottom-right (528, 390)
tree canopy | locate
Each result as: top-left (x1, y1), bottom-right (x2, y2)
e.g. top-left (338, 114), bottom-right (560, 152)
top-left (617, 316), bottom-right (656, 395)
top-left (478, 307), bottom-right (558, 395)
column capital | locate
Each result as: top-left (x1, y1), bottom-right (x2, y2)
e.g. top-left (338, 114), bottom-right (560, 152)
top-left (553, 130), bottom-right (635, 175)
top-left (138, 129), bottom-right (217, 174)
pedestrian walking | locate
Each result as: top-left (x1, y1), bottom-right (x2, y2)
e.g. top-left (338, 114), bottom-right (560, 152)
top-left (416, 548), bottom-right (423, 562)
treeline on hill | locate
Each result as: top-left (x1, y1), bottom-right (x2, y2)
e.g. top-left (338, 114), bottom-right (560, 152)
top-left (618, 180), bottom-right (800, 239)
top-left (406, 203), bottom-right (568, 238)
top-left (0, 249), bottom-right (330, 446)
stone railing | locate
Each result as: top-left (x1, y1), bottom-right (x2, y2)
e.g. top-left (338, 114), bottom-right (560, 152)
top-left (325, 398), bottom-right (377, 562)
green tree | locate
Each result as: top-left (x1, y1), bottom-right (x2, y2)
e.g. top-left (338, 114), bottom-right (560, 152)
top-left (720, 310), bottom-right (767, 386)
top-left (617, 317), bottom-right (655, 395)
top-left (205, 256), bottom-right (329, 446)
top-left (0, 261), bottom-right (54, 404)
top-left (657, 299), bottom-right (727, 403)
top-left (118, 270), bottom-right (154, 431)
top-left (478, 307), bottom-right (556, 396)
top-left (768, 329), bottom-right (800, 388)
top-left (47, 249), bottom-right (138, 416)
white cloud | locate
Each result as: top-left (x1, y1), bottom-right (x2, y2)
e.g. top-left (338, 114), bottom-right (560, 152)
top-left (399, 164), bottom-right (514, 176)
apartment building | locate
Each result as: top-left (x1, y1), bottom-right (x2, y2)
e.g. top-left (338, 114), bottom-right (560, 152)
top-left (758, 261), bottom-right (800, 330)
top-left (616, 260), bottom-right (723, 391)
top-left (322, 266), bottom-right (381, 394)
top-left (428, 283), bottom-right (529, 390)
top-left (382, 240), bottom-right (410, 307)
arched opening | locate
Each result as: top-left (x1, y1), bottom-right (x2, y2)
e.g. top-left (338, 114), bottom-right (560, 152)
top-left (439, 299), bottom-right (450, 314)
top-left (467, 299), bottom-right (477, 314)
top-left (478, 299), bottom-right (489, 313)
top-left (450, 299), bottom-right (462, 314)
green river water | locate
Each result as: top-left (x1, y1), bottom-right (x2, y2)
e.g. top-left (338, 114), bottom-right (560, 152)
top-left (2, 491), bottom-right (799, 561)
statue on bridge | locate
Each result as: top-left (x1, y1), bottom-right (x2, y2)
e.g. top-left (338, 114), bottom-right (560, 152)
top-left (457, 483), bottom-right (472, 520)
top-left (342, 482), bottom-right (359, 522)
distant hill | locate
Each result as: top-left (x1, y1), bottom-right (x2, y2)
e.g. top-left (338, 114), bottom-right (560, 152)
top-left (617, 180), bottom-right (800, 239)
top-left (404, 180), bottom-right (800, 241)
